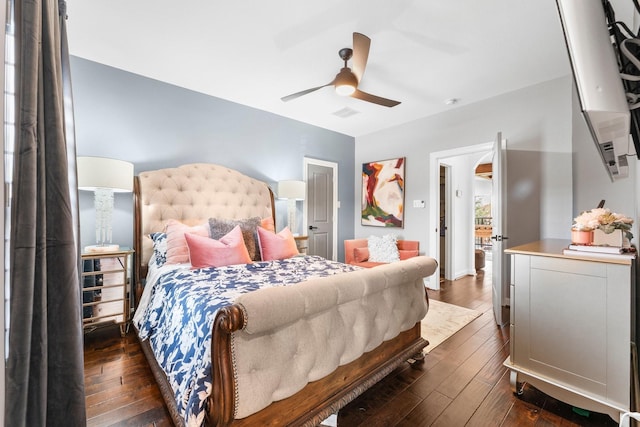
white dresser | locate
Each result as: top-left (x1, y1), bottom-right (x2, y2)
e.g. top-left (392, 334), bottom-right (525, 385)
top-left (504, 239), bottom-right (638, 421)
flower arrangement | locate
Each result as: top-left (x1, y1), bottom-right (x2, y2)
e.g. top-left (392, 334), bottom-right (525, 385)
top-left (572, 208), bottom-right (634, 240)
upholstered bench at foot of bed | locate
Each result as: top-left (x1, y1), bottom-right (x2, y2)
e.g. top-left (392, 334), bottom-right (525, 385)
top-left (227, 255), bottom-right (437, 420)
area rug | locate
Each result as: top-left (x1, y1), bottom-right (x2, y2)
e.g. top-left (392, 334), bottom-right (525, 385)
top-left (421, 299), bottom-right (482, 353)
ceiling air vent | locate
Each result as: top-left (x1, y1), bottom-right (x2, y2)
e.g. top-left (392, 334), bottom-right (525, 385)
top-left (333, 107), bottom-right (360, 119)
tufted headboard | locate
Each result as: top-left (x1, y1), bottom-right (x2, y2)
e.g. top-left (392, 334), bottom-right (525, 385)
top-left (133, 163), bottom-right (275, 302)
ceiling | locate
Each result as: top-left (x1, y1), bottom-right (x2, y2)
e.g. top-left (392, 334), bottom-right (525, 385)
top-left (65, 1), bottom-right (634, 138)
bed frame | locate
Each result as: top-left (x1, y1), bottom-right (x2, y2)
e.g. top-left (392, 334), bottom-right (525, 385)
top-left (133, 163), bottom-right (435, 426)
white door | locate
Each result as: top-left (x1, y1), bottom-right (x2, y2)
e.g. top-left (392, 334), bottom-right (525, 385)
top-left (304, 159), bottom-right (338, 260)
top-left (492, 132), bottom-right (509, 326)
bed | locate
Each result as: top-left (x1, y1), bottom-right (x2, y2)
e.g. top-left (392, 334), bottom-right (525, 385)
top-left (132, 163), bottom-right (438, 426)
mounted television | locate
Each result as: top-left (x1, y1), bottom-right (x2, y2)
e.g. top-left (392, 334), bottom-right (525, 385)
top-left (555, 0), bottom-right (638, 181)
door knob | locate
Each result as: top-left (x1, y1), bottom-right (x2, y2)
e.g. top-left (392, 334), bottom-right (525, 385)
top-left (308, 225), bottom-right (318, 230)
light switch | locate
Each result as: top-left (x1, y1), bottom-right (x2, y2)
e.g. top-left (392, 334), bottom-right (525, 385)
top-left (413, 200), bottom-right (425, 208)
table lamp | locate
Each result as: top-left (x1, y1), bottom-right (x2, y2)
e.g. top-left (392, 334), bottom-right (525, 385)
top-left (77, 156), bottom-right (133, 252)
top-left (277, 180), bottom-right (306, 235)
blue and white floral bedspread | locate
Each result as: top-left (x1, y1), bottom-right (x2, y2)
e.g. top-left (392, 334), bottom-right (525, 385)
top-left (134, 255), bottom-right (359, 427)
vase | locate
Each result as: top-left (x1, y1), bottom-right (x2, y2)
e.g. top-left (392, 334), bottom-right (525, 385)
top-left (592, 229), bottom-right (623, 247)
top-left (571, 229), bottom-right (593, 245)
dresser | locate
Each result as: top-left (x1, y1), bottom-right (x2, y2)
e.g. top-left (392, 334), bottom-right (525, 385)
top-left (81, 249), bottom-right (134, 336)
top-left (504, 239), bottom-right (638, 422)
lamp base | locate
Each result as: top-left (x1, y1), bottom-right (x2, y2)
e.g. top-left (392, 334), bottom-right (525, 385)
top-left (84, 244), bottom-right (120, 253)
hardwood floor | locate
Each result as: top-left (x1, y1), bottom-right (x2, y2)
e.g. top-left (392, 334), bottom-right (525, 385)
top-left (84, 268), bottom-right (619, 426)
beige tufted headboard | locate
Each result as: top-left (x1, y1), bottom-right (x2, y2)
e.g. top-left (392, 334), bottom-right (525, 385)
top-left (133, 163), bottom-right (275, 302)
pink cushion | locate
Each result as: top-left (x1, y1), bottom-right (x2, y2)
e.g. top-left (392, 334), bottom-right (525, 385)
top-left (257, 226), bottom-right (299, 261)
top-left (184, 226), bottom-right (251, 268)
top-left (165, 219), bottom-right (210, 264)
top-left (399, 249), bottom-right (419, 260)
top-left (260, 217), bottom-right (275, 232)
top-left (353, 247), bottom-right (369, 263)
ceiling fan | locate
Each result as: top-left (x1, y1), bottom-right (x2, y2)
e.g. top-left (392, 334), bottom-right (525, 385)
top-left (281, 32), bottom-right (401, 107)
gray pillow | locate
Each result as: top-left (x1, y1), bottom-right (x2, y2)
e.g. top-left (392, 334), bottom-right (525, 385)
top-left (209, 217), bottom-right (262, 261)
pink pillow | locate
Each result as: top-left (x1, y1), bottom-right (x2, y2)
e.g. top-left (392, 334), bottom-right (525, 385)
top-left (184, 226), bottom-right (251, 268)
top-left (399, 249), bottom-right (419, 260)
top-left (260, 217), bottom-right (275, 232)
top-left (165, 219), bottom-right (210, 264)
top-left (257, 226), bottom-right (299, 261)
top-left (353, 247), bottom-right (369, 263)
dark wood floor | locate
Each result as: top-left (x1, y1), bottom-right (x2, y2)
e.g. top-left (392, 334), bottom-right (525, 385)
top-left (84, 268), bottom-right (619, 426)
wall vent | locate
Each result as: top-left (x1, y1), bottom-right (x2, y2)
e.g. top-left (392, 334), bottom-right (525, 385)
top-left (332, 107), bottom-right (360, 118)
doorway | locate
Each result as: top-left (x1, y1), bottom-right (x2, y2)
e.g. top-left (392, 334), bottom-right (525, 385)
top-left (473, 157), bottom-right (493, 277)
top-left (428, 136), bottom-right (508, 326)
top-left (303, 158), bottom-right (338, 261)
top-left (428, 142), bottom-right (494, 290)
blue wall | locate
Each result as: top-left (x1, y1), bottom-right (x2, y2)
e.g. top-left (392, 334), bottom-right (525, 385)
top-left (71, 57), bottom-right (355, 261)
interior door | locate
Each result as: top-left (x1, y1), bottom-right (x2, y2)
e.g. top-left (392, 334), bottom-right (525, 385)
top-left (306, 163), bottom-right (334, 259)
top-left (492, 132), bottom-right (509, 326)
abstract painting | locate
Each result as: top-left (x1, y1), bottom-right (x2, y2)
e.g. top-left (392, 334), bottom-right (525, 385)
top-left (361, 157), bottom-right (405, 227)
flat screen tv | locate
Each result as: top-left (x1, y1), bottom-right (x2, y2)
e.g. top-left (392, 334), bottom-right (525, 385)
top-left (555, 0), bottom-right (639, 181)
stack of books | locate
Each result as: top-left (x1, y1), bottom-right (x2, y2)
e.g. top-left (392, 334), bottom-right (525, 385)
top-left (563, 244), bottom-right (636, 260)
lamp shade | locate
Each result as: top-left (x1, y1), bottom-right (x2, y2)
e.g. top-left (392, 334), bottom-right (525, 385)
top-left (278, 180), bottom-right (305, 200)
top-left (77, 156), bottom-right (134, 192)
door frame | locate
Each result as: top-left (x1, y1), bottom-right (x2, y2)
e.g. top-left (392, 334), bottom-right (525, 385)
top-left (428, 142), bottom-right (493, 290)
top-left (303, 157), bottom-right (338, 261)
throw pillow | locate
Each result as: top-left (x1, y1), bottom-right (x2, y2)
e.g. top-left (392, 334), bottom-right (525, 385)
top-left (353, 247), bottom-right (370, 263)
top-left (184, 225), bottom-right (252, 268)
top-left (209, 217), bottom-right (264, 261)
top-left (165, 219), bottom-right (210, 264)
top-left (256, 226), bottom-right (299, 261)
top-left (260, 216), bottom-right (276, 232)
top-left (399, 249), bottom-right (419, 260)
top-left (367, 234), bottom-right (400, 263)
top-left (150, 232), bottom-right (167, 267)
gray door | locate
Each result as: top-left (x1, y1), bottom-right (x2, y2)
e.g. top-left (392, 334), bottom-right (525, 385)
top-left (307, 163), bottom-right (333, 259)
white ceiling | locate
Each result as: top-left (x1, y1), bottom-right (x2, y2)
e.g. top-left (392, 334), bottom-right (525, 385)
top-left (65, 1), bottom-right (630, 138)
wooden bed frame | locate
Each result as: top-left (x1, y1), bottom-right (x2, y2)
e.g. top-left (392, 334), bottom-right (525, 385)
top-left (133, 163), bottom-right (432, 426)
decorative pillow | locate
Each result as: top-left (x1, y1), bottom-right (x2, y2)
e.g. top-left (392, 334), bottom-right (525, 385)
top-left (209, 217), bottom-right (264, 261)
top-left (399, 249), bottom-right (419, 260)
top-left (150, 232), bottom-right (167, 267)
top-left (353, 247), bottom-right (370, 263)
top-left (165, 219), bottom-right (210, 264)
top-left (260, 217), bottom-right (275, 233)
top-left (184, 226), bottom-right (252, 268)
top-left (367, 234), bottom-right (400, 263)
top-left (256, 226), bottom-right (299, 261)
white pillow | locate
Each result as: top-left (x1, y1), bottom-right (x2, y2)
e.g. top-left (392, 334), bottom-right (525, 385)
top-left (367, 234), bottom-right (400, 263)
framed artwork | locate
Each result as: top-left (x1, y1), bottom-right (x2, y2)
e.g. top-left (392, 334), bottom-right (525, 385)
top-left (361, 157), bottom-right (405, 227)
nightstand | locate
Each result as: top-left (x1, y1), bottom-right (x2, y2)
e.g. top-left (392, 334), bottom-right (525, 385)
top-left (294, 235), bottom-right (309, 254)
top-left (81, 249), bottom-right (134, 336)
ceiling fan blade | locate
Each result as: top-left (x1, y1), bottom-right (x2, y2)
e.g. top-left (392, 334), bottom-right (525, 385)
top-left (281, 81), bottom-right (334, 102)
top-left (352, 32), bottom-right (371, 82)
top-left (351, 89), bottom-right (401, 107)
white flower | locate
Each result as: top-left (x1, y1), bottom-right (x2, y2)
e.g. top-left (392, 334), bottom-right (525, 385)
top-left (572, 208), bottom-right (634, 240)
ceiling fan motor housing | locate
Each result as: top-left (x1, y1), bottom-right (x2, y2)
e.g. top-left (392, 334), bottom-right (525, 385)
top-left (335, 67), bottom-right (358, 95)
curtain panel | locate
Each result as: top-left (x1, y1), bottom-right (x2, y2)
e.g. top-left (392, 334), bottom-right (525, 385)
top-left (5, 0), bottom-right (85, 425)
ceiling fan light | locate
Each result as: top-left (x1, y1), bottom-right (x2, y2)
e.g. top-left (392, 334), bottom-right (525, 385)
top-left (336, 84), bottom-right (356, 96)
top-left (334, 67), bottom-right (358, 96)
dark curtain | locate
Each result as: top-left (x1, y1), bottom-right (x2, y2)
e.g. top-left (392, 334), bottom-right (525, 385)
top-left (5, 0), bottom-right (86, 425)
